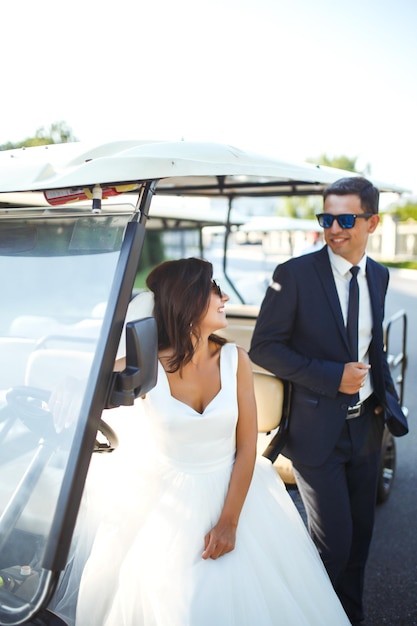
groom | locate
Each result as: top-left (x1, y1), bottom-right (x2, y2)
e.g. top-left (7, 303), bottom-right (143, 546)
top-left (249, 176), bottom-right (408, 625)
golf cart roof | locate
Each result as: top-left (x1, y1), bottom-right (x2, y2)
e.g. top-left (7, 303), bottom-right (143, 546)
top-left (0, 193), bottom-right (241, 230)
top-left (0, 140), bottom-right (408, 198)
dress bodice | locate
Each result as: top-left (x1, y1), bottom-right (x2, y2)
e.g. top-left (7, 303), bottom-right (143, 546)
top-left (142, 342), bottom-right (238, 472)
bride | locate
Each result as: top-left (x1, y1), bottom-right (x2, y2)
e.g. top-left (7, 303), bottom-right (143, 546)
top-left (54, 257), bottom-right (350, 626)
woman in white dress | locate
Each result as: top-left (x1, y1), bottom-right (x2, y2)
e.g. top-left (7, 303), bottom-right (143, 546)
top-left (69, 257), bottom-right (350, 626)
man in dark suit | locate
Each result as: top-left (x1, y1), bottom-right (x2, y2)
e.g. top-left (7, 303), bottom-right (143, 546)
top-left (249, 177), bottom-right (408, 625)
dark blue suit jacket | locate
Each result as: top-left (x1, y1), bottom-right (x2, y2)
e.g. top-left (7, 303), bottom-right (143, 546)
top-left (249, 246), bottom-right (408, 467)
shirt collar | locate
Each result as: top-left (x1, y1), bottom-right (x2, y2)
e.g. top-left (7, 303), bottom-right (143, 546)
top-left (327, 247), bottom-right (367, 278)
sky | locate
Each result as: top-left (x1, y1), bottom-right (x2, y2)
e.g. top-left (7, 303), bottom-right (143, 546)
top-left (1, 0), bottom-right (417, 194)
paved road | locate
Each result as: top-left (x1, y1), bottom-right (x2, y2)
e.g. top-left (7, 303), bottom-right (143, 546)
top-left (364, 270), bottom-right (417, 626)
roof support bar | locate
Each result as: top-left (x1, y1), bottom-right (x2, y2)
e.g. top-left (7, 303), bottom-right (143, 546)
top-left (223, 196), bottom-right (245, 303)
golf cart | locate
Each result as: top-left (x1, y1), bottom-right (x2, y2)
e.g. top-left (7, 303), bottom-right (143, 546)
top-left (0, 140), bottom-right (408, 625)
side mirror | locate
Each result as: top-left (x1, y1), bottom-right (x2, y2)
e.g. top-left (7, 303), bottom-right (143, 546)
top-left (105, 317), bottom-right (158, 408)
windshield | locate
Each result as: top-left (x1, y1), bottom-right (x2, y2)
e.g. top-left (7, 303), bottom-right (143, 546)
top-left (0, 209), bottom-right (133, 624)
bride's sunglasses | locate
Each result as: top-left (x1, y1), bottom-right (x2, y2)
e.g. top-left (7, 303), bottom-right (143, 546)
top-left (316, 213), bottom-right (373, 229)
top-left (211, 279), bottom-right (222, 297)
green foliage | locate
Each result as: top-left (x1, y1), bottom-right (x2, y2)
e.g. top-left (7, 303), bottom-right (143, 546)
top-left (307, 154), bottom-right (362, 174)
top-left (135, 230), bottom-right (165, 286)
top-left (138, 230), bottom-right (165, 268)
top-left (278, 195), bottom-right (321, 219)
top-left (134, 268), bottom-right (152, 290)
top-left (0, 121), bottom-right (77, 150)
top-left (390, 202), bottom-right (417, 222)
top-left (277, 153), bottom-right (366, 219)
top-left (382, 260), bottom-right (417, 270)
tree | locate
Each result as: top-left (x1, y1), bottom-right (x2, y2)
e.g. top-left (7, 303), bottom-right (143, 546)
top-left (0, 121), bottom-right (77, 150)
top-left (391, 201), bottom-right (417, 221)
top-left (306, 153), bottom-right (368, 174)
top-left (278, 195), bottom-right (322, 219)
top-left (278, 153), bottom-right (367, 219)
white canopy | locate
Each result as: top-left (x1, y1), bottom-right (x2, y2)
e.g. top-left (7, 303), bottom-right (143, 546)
top-left (0, 140), bottom-right (408, 197)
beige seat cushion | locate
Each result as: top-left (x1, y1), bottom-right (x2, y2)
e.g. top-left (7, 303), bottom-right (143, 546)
top-left (253, 370), bottom-right (284, 432)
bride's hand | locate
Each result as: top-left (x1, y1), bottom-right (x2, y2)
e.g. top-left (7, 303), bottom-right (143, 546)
top-left (202, 520), bottom-right (237, 560)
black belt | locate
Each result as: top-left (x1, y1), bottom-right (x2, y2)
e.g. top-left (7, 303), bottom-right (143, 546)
top-left (346, 394), bottom-right (375, 419)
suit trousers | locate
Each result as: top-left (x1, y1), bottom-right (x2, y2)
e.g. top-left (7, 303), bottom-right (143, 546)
top-left (292, 400), bottom-right (384, 624)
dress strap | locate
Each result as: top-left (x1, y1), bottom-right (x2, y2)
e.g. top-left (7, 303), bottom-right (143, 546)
top-left (220, 342), bottom-right (238, 378)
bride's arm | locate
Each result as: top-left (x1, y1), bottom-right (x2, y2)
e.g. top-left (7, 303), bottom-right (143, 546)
top-left (202, 347), bottom-right (257, 560)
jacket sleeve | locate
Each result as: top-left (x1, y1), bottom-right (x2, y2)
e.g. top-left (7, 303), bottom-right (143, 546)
top-left (249, 261), bottom-right (344, 398)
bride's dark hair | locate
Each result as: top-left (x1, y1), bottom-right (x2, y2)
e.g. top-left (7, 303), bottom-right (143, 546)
top-left (146, 257), bottom-right (226, 373)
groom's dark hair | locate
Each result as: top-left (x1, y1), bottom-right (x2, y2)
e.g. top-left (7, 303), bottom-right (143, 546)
top-left (324, 177), bottom-right (379, 214)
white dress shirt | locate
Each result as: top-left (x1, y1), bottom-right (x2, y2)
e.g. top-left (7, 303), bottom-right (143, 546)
top-left (327, 248), bottom-right (373, 402)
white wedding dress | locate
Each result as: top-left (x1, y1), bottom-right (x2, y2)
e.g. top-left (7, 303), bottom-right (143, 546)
top-left (58, 343), bottom-right (349, 626)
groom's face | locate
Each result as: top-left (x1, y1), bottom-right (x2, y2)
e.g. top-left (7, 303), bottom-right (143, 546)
top-left (322, 193), bottom-right (379, 265)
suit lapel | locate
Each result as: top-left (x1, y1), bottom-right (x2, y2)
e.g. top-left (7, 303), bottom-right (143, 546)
top-left (312, 247), bottom-right (350, 349)
top-left (365, 259), bottom-right (384, 350)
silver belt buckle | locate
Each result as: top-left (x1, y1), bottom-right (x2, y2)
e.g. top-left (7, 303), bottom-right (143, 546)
top-left (347, 403), bottom-right (362, 419)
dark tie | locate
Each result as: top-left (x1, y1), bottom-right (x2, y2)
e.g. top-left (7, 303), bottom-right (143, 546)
top-left (346, 266), bottom-right (360, 361)
top-left (346, 266), bottom-right (360, 405)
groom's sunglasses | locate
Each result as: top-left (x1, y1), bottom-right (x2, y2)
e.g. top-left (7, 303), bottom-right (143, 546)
top-left (316, 213), bottom-right (374, 229)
